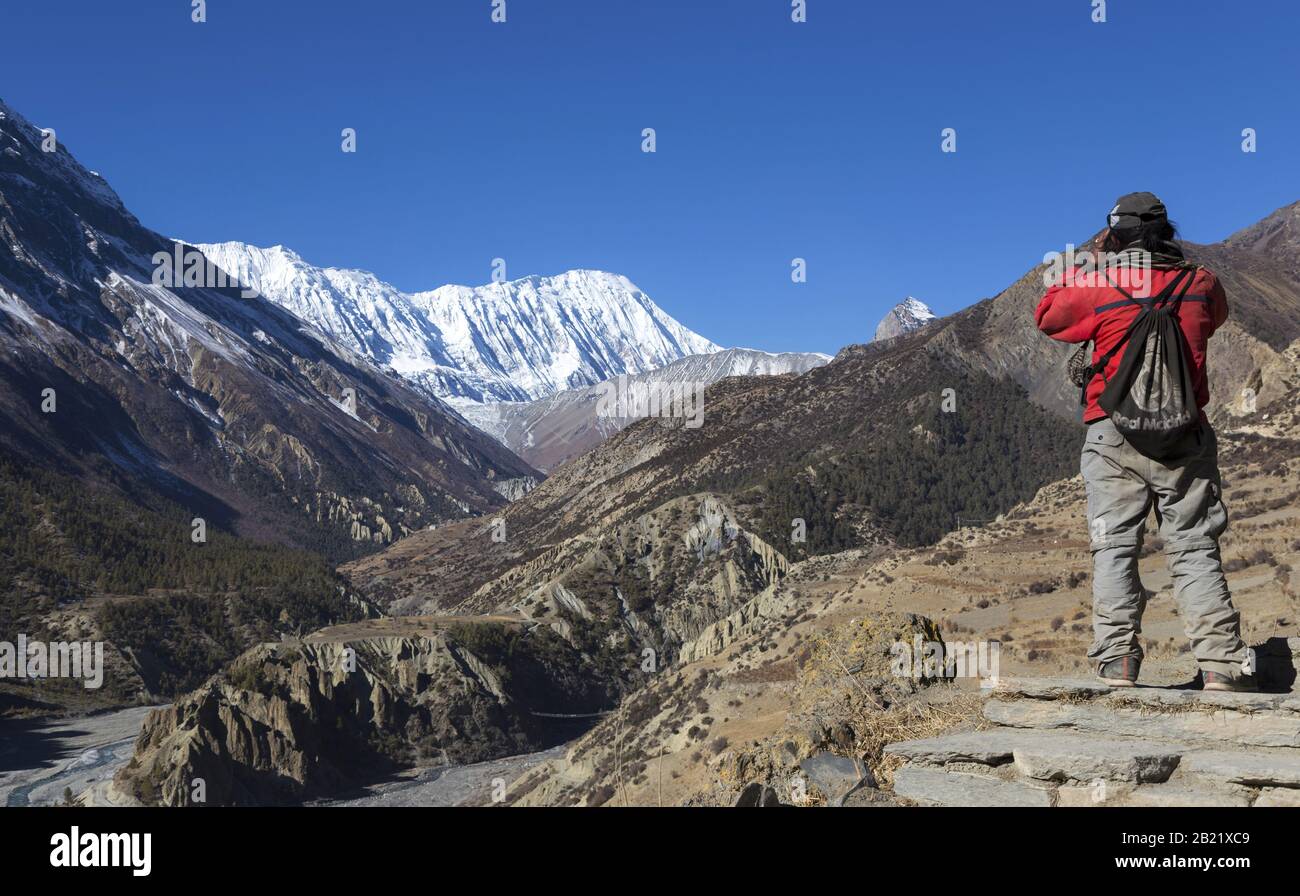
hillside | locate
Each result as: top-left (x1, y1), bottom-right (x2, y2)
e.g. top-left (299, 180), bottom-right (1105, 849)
top-left (342, 332), bottom-right (1081, 615)
top-left (500, 385), bottom-right (1300, 806)
top-left (0, 445), bottom-right (366, 715)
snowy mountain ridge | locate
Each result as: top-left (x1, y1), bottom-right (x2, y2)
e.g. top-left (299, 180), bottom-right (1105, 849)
top-left (195, 241), bottom-right (720, 404)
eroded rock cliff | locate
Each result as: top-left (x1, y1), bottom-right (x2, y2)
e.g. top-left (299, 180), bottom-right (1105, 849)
top-left (114, 623), bottom-right (612, 805)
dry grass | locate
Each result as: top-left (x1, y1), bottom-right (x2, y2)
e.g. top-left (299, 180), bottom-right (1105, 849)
top-left (862, 689), bottom-right (989, 786)
top-left (728, 659), bottom-right (798, 684)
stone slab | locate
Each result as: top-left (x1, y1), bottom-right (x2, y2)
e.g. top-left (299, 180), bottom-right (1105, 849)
top-left (883, 732), bottom-right (1017, 766)
top-left (1120, 784), bottom-right (1252, 808)
top-left (1254, 787), bottom-right (1300, 807)
top-left (984, 698), bottom-right (1300, 749)
top-left (993, 678), bottom-right (1295, 712)
top-left (892, 765), bottom-right (1053, 808)
top-left (887, 729), bottom-right (1185, 783)
top-left (1009, 733), bottom-right (1183, 784)
top-left (1182, 751), bottom-right (1300, 788)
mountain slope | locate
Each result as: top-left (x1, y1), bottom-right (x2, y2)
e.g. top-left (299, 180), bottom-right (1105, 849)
top-left (342, 334), bottom-right (1081, 617)
top-left (0, 98), bottom-right (535, 555)
top-left (196, 241), bottom-right (720, 404)
top-left (459, 347), bottom-right (831, 471)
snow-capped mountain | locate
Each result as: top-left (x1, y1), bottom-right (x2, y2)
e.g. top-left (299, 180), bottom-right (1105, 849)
top-left (460, 347), bottom-right (831, 471)
top-left (0, 98), bottom-right (535, 548)
top-left (195, 242), bottom-right (720, 404)
top-left (873, 296), bottom-right (937, 342)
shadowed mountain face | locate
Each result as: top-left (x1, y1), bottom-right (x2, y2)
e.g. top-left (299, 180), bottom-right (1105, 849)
top-left (0, 99), bottom-right (537, 554)
top-left (0, 97), bottom-right (540, 713)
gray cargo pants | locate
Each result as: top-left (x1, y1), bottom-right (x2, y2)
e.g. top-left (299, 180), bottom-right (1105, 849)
top-left (1081, 416), bottom-right (1248, 677)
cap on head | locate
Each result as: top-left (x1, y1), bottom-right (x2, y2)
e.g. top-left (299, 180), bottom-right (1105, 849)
top-left (1108, 192), bottom-right (1167, 231)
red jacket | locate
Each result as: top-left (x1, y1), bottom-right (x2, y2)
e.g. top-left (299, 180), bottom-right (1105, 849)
top-left (1036, 264), bottom-right (1228, 423)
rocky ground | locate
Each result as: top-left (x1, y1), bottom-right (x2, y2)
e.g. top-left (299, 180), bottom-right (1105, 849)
top-left (495, 407), bottom-right (1300, 806)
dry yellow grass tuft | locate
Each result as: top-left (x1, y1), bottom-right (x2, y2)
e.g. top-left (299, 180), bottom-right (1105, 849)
top-left (865, 691), bottom-right (989, 785)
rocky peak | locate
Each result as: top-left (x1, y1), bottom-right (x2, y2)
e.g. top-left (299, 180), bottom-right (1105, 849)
top-left (873, 297), bottom-right (937, 342)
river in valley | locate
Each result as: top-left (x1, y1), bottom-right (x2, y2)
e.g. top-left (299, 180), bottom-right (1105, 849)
top-left (0, 704), bottom-right (159, 807)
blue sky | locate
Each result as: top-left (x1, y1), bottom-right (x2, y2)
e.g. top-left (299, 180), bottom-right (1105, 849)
top-left (3, 0), bottom-right (1298, 355)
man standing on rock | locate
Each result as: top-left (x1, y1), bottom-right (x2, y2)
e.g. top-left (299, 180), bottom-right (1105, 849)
top-left (1035, 192), bottom-right (1256, 692)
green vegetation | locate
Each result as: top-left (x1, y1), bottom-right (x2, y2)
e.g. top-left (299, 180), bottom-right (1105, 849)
top-left (0, 448), bottom-right (358, 698)
top-left (0, 452), bottom-right (344, 599)
top-left (709, 367), bottom-right (1080, 557)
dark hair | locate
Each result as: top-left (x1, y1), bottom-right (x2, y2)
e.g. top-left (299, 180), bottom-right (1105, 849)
top-left (1104, 217), bottom-right (1179, 253)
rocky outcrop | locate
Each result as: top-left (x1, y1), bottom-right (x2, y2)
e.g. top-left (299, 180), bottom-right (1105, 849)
top-left (506, 494), bottom-right (791, 671)
top-left (873, 297), bottom-right (936, 342)
top-left (492, 475), bottom-right (540, 502)
top-left (678, 585), bottom-right (793, 663)
top-left (114, 623), bottom-right (612, 805)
